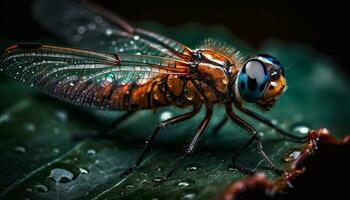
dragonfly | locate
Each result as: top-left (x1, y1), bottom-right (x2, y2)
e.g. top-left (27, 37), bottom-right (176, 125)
top-left (0, 0), bottom-right (307, 181)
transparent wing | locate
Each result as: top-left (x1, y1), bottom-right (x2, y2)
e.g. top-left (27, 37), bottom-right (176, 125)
top-left (32, 0), bottom-right (193, 60)
top-left (0, 43), bottom-right (190, 110)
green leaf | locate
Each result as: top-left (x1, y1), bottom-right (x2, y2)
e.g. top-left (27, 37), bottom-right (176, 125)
top-left (0, 23), bottom-right (349, 200)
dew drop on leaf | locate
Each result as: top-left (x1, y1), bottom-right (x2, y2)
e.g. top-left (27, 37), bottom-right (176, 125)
top-left (87, 149), bottom-right (96, 156)
top-left (79, 168), bottom-right (88, 175)
top-left (0, 114), bottom-right (11, 124)
top-left (227, 164), bottom-right (238, 172)
top-left (49, 168), bottom-right (74, 183)
top-left (53, 148), bottom-right (60, 154)
top-left (186, 163), bottom-right (200, 171)
top-left (54, 110), bottom-right (67, 122)
top-left (177, 182), bottom-right (190, 187)
top-left (182, 193), bottom-right (196, 200)
top-left (24, 123), bottom-right (36, 132)
top-left (160, 111), bottom-right (172, 121)
top-left (292, 123), bottom-right (310, 135)
top-left (126, 184), bottom-right (134, 189)
top-left (25, 188), bottom-right (32, 193)
top-left (14, 146), bottom-right (26, 153)
top-left (153, 177), bottom-right (163, 184)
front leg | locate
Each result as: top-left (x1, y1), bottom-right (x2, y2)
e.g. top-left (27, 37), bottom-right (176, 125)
top-left (236, 105), bottom-right (307, 142)
top-left (225, 104), bottom-right (282, 173)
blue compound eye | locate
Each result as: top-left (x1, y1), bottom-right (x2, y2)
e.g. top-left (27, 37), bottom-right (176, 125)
top-left (238, 60), bottom-right (269, 102)
top-left (257, 54), bottom-right (284, 76)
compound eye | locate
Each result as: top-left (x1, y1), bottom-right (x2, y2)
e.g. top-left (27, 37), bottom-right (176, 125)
top-left (238, 60), bottom-right (269, 102)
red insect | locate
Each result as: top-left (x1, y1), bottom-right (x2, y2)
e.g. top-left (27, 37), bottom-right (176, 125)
top-left (0, 0), bottom-right (306, 181)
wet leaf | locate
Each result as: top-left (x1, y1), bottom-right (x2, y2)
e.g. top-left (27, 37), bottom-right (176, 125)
top-left (0, 23), bottom-right (349, 200)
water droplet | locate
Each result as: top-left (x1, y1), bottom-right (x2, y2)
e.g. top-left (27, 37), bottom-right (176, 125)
top-left (177, 182), bottom-right (190, 187)
top-left (160, 111), bottom-right (172, 121)
top-left (106, 73), bottom-right (115, 83)
top-left (126, 184), bottom-right (134, 189)
top-left (14, 146), bottom-right (26, 153)
top-left (24, 123), bottom-right (35, 132)
top-left (69, 82), bottom-right (75, 86)
top-left (79, 168), bottom-right (88, 174)
top-left (88, 23), bottom-right (96, 30)
top-left (284, 150), bottom-right (301, 162)
top-left (0, 114), bottom-right (11, 124)
top-left (133, 35), bottom-right (140, 40)
top-left (95, 16), bottom-right (103, 23)
top-left (87, 149), bottom-right (96, 155)
top-left (53, 148), bottom-right (60, 154)
top-left (49, 168), bottom-right (74, 183)
top-left (155, 166), bottom-right (163, 172)
top-left (271, 119), bottom-right (278, 125)
top-left (258, 132), bottom-right (265, 137)
top-left (34, 184), bottom-right (48, 193)
top-left (25, 188), bottom-right (32, 193)
top-left (78, 26), bottom-right (86, 34)
top-left (292, 123), bottom-right (310, 135)
top-left (105, 28), bottom-right (113, 36)
top-left (53, 128), bottom-right (60, 134)
top-left (227, 164), bottom-right (238, 172)
top-left (153, 177), bottom-right (163, 184)
top-left (182, 193), bottom-right (195, 200)
top-left (54, 110), bottom-right (67, 122)
top-left (186, 163), bottom-right (200, 171)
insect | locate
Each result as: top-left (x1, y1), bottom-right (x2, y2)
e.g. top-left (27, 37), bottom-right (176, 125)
top-left (0, 0), bottom-right (306, 181)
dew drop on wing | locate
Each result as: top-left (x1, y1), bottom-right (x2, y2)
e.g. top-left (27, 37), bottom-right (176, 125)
top-left (106, 73), bottom-right (115, 83)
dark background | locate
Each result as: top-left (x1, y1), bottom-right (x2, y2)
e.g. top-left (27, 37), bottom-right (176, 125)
top-left (0, 0), bottom-right (349, 199)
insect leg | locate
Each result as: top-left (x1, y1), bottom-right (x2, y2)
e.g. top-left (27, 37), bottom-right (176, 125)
top-left (73, 111), bottom-right (134, 141)
top-left (225, 104), bottom-right (281, 173)
top-left (237, 106), bottom-right (307, 142)
top-left (120, 105), bottom-right (201, 177)
top-left (162, 105), bottom-right (213, 181)
top-left (212, 116), bottom-right (228, 136)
